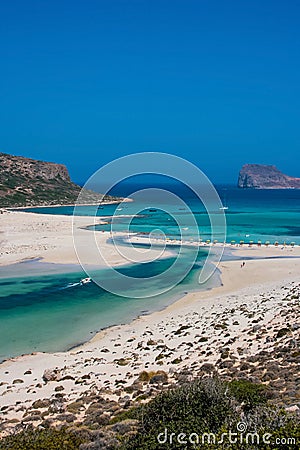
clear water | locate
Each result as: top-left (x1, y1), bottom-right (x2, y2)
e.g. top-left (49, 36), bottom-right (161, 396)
top-left (0, 249), bottom-right (219, 361)
top-left (2, 185), bottom-right (300, 361)
top-left (27, 185), bottom-right (300, 244)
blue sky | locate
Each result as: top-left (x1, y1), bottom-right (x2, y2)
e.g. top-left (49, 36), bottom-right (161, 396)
top-left (0, 0), bottom-right (299, 184)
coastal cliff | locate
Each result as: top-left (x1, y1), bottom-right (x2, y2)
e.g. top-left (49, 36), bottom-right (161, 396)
top-left (238, 164), bottom-right (300, 189)
top-left (0, 152), bottom-right (117, 207)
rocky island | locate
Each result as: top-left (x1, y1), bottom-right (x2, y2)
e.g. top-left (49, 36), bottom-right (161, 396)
top-left (238, 164), bottom-right (300, 189)
top-left (0, 152), bottom-right (119, 207)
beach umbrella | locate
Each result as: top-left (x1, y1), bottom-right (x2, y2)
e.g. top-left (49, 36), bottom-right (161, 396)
top-left (231, 240), bottom-right (236, 245)
top-left (257, 240), bottom-right (262, 246)
top-left (249, 240), bottom-right (254, 247)
top-left (291, 242), bottom-right (295, 247)
top-left (265, 241), bottom-right (270, 246)
top-left (274, 241), bottom-right (279, 246)
top-left (213, 239), bottom-right (218, 244)
top-left (240, 240), bottom-right (244, 246)
top-left (206, 239), bottom-right (211, 244)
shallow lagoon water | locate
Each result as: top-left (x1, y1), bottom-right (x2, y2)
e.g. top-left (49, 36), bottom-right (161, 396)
top-left (27, 186), bottom-right (300, 244)
top-left (2, 186), bottom-right (300, 361)
top-left (0, 248), bottom-right (221, 361)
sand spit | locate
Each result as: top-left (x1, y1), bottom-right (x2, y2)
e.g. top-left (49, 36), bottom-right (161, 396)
top-left (0, 210), bottom-right (172, 268)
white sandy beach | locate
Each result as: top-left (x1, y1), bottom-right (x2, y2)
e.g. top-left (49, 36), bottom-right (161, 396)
top-left (0, 210), bottom-right (172, 268)
top-left (0, 210), bottom-right (300, 431)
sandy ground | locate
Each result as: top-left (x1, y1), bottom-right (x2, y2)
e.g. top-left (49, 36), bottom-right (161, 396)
top-left (0, 210), bottom-right (300, 424)
top-left (1, 209), bottom-right (297, 269)
top-left (0, 245), bottom-right (300, 422)
top-left (0, 210), bottom-right (172, 268)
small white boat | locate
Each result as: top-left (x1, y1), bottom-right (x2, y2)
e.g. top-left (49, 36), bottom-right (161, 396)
top-left (220, 189), bottom-right (228, 210)
top-left (80, 277), bottom-right (91, 285)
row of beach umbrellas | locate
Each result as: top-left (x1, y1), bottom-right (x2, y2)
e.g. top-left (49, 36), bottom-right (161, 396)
top-left (200, 239), bottom-right (296, 246)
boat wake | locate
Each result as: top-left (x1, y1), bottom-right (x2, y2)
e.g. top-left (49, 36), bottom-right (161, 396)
top-left (60, 282), bottom-right (81, 290)
top-left (60, 277), bottom-right (92, 290)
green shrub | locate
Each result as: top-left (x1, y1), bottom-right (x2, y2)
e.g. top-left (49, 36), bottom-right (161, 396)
top-left (228, 379), bottom-right (268, 411)
top-left (0, 426), bottom-right (87, 450)
top-left (122, 378), bottom-right (237, 449)
top-left (121, 378), bottom-right (299, 449)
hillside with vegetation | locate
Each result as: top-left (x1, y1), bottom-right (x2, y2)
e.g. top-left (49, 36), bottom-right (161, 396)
top-left (0, 152), bottom-right (120, 207)
top-left (0, 377), bottom-right (299, 449)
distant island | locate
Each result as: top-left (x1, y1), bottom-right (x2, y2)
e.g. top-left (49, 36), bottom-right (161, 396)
top-left (238, 164), bottom-right (300, 189)
top-left (0, 152), bottom-right (120, 207)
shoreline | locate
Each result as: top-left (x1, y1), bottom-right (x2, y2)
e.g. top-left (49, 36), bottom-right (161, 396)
top-left (5, 197), bottom-right (133, 211)
top-left (0, 249), bottom-right (300, 428)
top-left (85, 243), bottom-right (300, 348)
top-left (1, 209), bottom-right (299, 356)
top-left (1, 208), bottom-right (298, 269)
top-left (0, 210), bottom-right (172, 268)
top-left (1, 246), bottom-right (299, 362)
top-left (1, 209), bottom-right (300, 428)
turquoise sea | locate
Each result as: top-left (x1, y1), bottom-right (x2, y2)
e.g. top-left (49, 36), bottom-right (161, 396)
top-left (1, 185), bottom-right (300, 361)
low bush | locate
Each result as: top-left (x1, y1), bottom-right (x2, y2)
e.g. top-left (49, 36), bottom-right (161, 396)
top-left (0, 426), bottom-right (88, 450)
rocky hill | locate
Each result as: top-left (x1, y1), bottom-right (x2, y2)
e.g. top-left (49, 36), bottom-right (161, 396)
top-left (238, 164), bottom-right (300, 189)
top-left (0, 152), bottom-right (118, 207)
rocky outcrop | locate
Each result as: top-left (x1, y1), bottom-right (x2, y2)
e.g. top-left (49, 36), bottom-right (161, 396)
top-left (42, 368), bottom-right (61, 383)
top-left (238, 164), bottom-right (300, 189)
top-left (0, 152), bottom-right (119, 207)
top-left (1, 153), bottom-right (71, 182)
